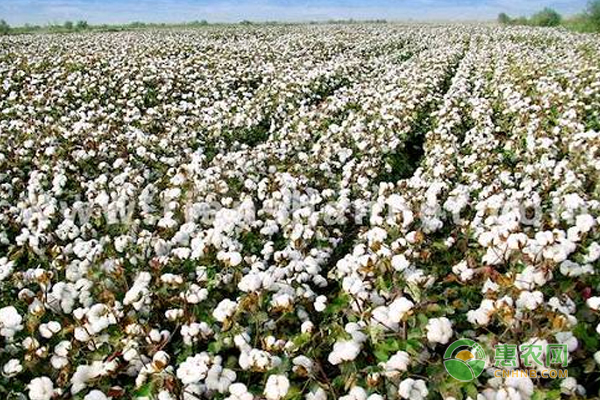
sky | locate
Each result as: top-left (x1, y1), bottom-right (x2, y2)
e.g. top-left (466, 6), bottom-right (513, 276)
top-left (0, 0), bottom-right (589, 26)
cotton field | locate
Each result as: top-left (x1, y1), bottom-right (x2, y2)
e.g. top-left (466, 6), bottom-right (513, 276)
top-left (1, 23), bottom-right (600, 400)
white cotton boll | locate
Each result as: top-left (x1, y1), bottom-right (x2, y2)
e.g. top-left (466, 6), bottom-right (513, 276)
top-left (426, 317), bottom-right (453, 345)
top-left (383, 351), bottom-right (410, 377)
top-left (314, 295), bottom-right (327, 312)
top-left (84, 390), bottom-right (109, 400)
top-left (86, 303), bottom-right (116, 334)
top-left (576, 214), bottom-right (596, 233)
top-left (452, 260), bottom-right (474, 282)
top-left (158, 390), bottom-right (175, 400)
top-left (505, 376), bottom-right (534, 399)
top-left (206, 364), bottom-right (236, 393)
top-left (213, 299), bottom-right (238, 322)
top-left (39, 321), bottom-right (61, 339)
top-left (467, 299), bottom-right (495, 326)
top-left (301, 321), bottom-right (314, 333)
top-left (229, 251), bottom-right (243, 266)
top-left (28, 377), bottom-right (55, 400)
top-left (271, 293), bottom-right (293, 310)
top-left (74, 327), bottom-right (90, 342)
top-left (328, 340), bottom-right (361, 365)
top-left (176, 353), bottom-right (211, 385)
top-left (0, 257), bottom-right (14, 281)
top-left (339, 386), bottom-right (367, 400)
top-left (151, 351), bottom-right (170, 371)
top-left (123, 271), bottom-right (152, 310)
top-left (516, 291), bottom-right (543, 311)
top-left (388, 297), bottom-right (414, 323)
top-left (398, 378), bottom-right (428, 400)
top-left (587, 297), bottom-right (600, 311)
top-left (391, 254), bottom-right (410, 271)
top-left (71, 360), bottom-right (117, 394)
top-left (183, 284), bottom-right (208, 304)
top-left (556, 332), bottom-right (578, 352)
top-left (560, 377), bottom-right (585, 396)
top-left (584, 242), bottom-right (600, 263)
top-left (191, 237), bottom-right (206, 259)
top-left (0, 306), bottom-right (23, 339)
top-left (264, 375), bottom-right (289, 400)
top-left (306, 387), bottom-right (327, 400)
top-left (3, 359), bottom-right (22, 377)
top-left (226, 383), bottom-right (253, 400)
top-left (292, 355), bottom-right (313, 374)
top-left (165, 308), bottom-right (184, 321)
top-left (594, 351), bottom-right (600, 365)
top-left (238, 273), bottom-right (262, 292)
top-left (482, 279), bottom-right (499, 293)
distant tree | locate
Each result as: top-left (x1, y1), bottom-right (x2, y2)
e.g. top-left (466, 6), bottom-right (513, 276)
top-left (240, 20), bottom-right (253, 25)
top-left (498, 12), bottom-right (512, 25)
top-left (64, 20), bottom-right (74, 30)
top-left (0, 19), bottom-right (10, 35)
top-left (514, 16), bottom-right (529, 25)
top-left (75, 20), bottom-right (89, 30)
top-left (587, 0), bottom-right (600, 30)
top-left (530, 7), bottom-right (562, 26)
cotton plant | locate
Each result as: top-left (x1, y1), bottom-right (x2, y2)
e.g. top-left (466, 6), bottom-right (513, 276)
top-left (0, 23), bottom-right (599, 400)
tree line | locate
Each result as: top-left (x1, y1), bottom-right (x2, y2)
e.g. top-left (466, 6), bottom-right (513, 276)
top-left (498, 0), bottom-right (600, 31)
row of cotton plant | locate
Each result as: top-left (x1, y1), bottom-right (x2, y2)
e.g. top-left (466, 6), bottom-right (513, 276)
top-left (0, 23), bottom-right (599, 400)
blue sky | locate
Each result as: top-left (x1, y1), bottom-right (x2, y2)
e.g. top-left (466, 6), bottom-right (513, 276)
top-left (0, 0), bottom-right (588, 26)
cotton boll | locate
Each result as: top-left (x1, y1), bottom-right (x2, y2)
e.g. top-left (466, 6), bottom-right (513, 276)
top-left (306, 387), bottom-right (327, 400)
top-left (391, 254), bottom-right (410, 271)
top-left (84, 390), bottom-right (109, 400)
top-left (176, 353), bottom-right (211, 385)
top-left (339, 386), bottom-right (367, 400)
top-left (398, 378), bottom-right (428, 400)
top-left (314, 295), bottom-right (327, 312)
top-left (238, 273), bottom-right (262, 292)
top-left (226, 383), bottom-right (253, 400)
top-left (587, 296), bottom-right (600, 311)
top-left (264, 374), bottom-right (289, 400)
top-left (0, 306), bottom-right (23, 339)
top-left (516, 291), bottom-right (543, 311)
top-left (27, 377), bottom-right (55, 400)
top-left (39, 321), bottom-right (61, 339)
top-left (213, 299), bottom-right (238, 322)
top-left (328, 340), bottom-right (361, 365)
top-left (383, 351), bottom-right (410, 377)
top-left (426, 317), bottom-right (453, 345)
top-left (3, 359), bottom-right (23, 377)
top-left (388, 297), bottom-right (414, 323)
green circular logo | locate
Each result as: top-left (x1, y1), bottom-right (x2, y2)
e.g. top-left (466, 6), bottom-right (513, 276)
top-left (443, 339), bottom-right (487, 381)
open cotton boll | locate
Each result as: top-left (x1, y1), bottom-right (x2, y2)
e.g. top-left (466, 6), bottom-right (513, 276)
top-left (213, 299), bottom-right (238, 322)
top-left (0, 306), bottom-right (23, 339)
top-left (398, 378), bottom-right (428, 400)
top-left (225, 383), bottom-right (253, 400)
top-left (328, 340), bottom-right (361, 365)
top-left (176, 353), bottom-right (211, 385)
top-left (388, 297), bottom-right (414, 323)
top-left (382, 351), bottom-right (410, 377)
top-left (27, 377), bottom-right (55, 400)
top-left (314, 295), bottom-right (327, 312)
top-left (264, 374), bottom-right (289, 400)
top-left (3, 359), bottom-right (23, 377)
top-left (84, 390), bottom-right (109, 400)
top-left (339, 386), bottom-right (368, 400)
top-left (426, 317), bottom-right (453, 345)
